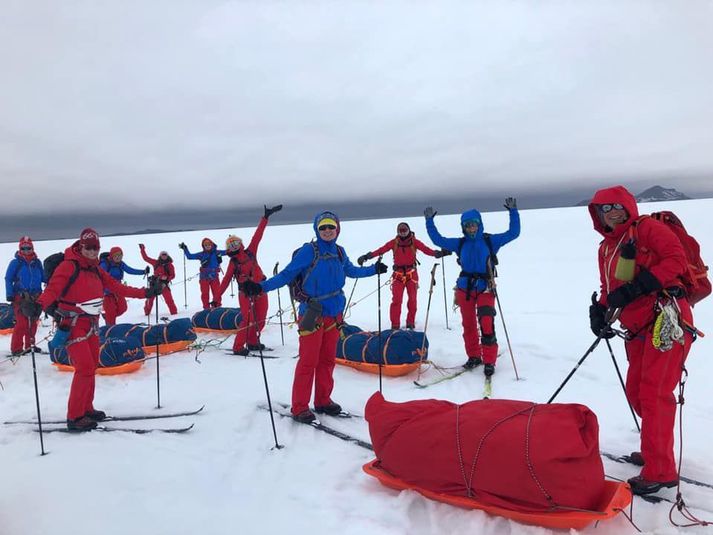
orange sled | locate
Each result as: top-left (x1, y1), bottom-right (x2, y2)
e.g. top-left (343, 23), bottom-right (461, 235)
top-left (0, 327), bottom-right (12, 335)
top-left (142, 339), bottom-right (192, 356)
top-left (52, 361), bottom-right (144, 375)
top-left (362, 460), bottom-right (632, 530)
top-left (193, 327), bottom-right (238, 335)
top-left (336, 358), bottom-right (421, 377)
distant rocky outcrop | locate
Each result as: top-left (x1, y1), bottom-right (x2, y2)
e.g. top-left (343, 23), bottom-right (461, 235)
top-left (577, 185), bottom-right (691, 206)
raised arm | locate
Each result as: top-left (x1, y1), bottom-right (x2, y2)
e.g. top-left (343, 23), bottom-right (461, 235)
top-left (489, 207), bottom-right (521, 251)
top-left (139, 246), bottom-right (156, 266)
top-left (425, 217), bottom-right (462, 252)
top-left (247, 217), bottom-right (269, 254)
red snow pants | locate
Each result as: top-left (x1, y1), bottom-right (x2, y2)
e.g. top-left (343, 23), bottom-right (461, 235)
top-left (199, 279), bottom-right (221, 309)
top-left (144, 286), bottom-right (178, 316)
top-left (66, 316), bottom-right (100, 420)
top-left (455, 289), bottom-right (498, 364)
top-left (103, 293), bottom-right (128, 326)
top-left (11, 302), bottom-right (38, 354)
top-left (291, 315), bottom-right (341, 416)
top-left (625, 329), bottom-right (692, 482)
top-left (390, 270), bottom-right (418, 329)
top-left (233, 292), bottom-right (268, 350)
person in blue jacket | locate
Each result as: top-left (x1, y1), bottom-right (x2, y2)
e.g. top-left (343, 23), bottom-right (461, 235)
top-left (425, 197), bottom-right (520, 376)
top-left (242, 211), bottom-right (387, 423)
top-left (5, 236), bottom-right (45, 355)
top-left (99, 246), bottom-right (149, 325)
top-left (179, 238), bottom-right (226, 310)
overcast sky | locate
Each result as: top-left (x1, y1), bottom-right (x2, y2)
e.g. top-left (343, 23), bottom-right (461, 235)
top-left (2, 0), bottom-right (713, 217)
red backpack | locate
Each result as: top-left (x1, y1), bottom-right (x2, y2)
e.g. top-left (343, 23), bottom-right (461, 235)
top-left (645, 211), bottom-right (711, 306)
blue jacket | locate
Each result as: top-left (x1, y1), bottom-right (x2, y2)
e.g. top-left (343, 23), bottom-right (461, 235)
top-left (261, 211), bottom-right (377, 317)
top-left (184, 241), bottom-right (226, 281)
top-left (5, 253), bottom-right (45, 300)
top-left (426, 208), bottom-right (520, 293)
top-left (99, 259), bottom-right (146, 295)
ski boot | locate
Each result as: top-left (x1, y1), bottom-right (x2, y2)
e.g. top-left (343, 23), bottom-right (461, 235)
top-left (463, 357), bottom-right (482, 370)
top-left (314, 402), bottom-right (342, 416)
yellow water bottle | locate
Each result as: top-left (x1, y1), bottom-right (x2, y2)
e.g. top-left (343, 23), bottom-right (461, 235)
top-left (615, 239), bottom-right (636, 282)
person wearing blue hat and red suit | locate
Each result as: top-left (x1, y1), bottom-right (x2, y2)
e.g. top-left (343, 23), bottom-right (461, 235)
top-left (5, 236), bottom-right (45, 355)
top-left (99, 246), bottom-right (149, 325)
top-left (424, 198), bottom-right (520, 376)
top-left (179, 238), bottom-right (225, 310)
top-left (588, 185), bottom-right (695, 496)
top-left (242, 211), bottom-right (387, 423)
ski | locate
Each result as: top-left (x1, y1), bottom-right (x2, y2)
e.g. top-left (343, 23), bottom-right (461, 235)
top-left (601, 451), bottom-right (713, 491)
top-left (223, 350), bottom-right (280, 359)
top-left (414, 367), bottom-right (470, 388)
top-left (5, 405), bottom-right (205, 425)
top-left (271, 400), bottom-right (360, 419)
top-left (37, 423), bottom-right (194, 434)
top-left (483, 375), bottom-right (493, 399)
top-left (259, 403), bottom-right (372, 450)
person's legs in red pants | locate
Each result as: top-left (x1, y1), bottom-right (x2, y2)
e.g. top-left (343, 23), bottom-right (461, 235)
top-left (389, 276), bottom-right (406, 329)
top-left (162, 287), bottom-right (178, 315)
top-left (144, 296), bottom-right (155, 316)
top-left (10, 302), bottom-right (29, 354)
top-left (247, 293), bottom-right (269, 347)
top-left (292, 319), bottom-right (329, 416)
top-left (199, 279), bottom-right (211, 309)
top-left (66, 334), bottom-right (99, 420)
top-left (404, 276), bottom-right (419, 328)
top-left (209, 279), bottom-right (221, 307)
top-left (234, 292), bottom-right (252, 351)
top-left (476, 291), bottom-right (498, 365)
top-left (313, 317), bottom-right (340, 407)
top-left (103, 294), bottom-right (118, 326)
top-left (455, 290), bottom-right (481, 358)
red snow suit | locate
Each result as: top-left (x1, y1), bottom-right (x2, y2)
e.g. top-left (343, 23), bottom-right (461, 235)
top-left (140, 247), bottom-right (177, 315)
top-left (589, 185), bottom-right (693, 482)
top-left (369, 234), bottom-right (436, 329)
top-left (218, 217), bottom-right (269, 351)
top-left (365, 392), bottom-right (606, 512)
top-left (38, 243), bottom-right (146, 419)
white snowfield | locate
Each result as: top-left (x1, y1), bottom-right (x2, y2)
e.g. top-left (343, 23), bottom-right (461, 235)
top-left (1, 201), bottom-right (712, 535)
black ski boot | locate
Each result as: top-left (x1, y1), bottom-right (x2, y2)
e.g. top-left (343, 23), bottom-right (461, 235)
top-left (463, 357), bottom-right (482, 370)
top-left (247, 343), bottom-right (266, 351)
top-left (66, 416), bottom-right (98, 432)
top-left (626, 451), bottom-right (645, 466)
top-left (314, 402), bottom-right (342, 416)
top-left (483, 364), bottom-right (495, 377)
top-left (85, 409), bottom-right (107, 421)
top-left (627, 475), bottom-right (677, 496)
top-left (233, 347), bottom-right (250, 356)
top-left (406, 324), bottom-right (415, 330)
top-left (292, 410), bottom-right (316, 424)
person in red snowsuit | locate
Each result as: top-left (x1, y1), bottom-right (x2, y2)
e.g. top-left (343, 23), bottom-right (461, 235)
top-left (357, 222), bottom-right (448, 330)
top-left (139, 244), bottom-right (178, 316)
top-left (218, 205), bottom-right (281, 355)
top-left (37, 228), bottom-right (164, 431)
top-left (588, 185), bottom-right (694, 495)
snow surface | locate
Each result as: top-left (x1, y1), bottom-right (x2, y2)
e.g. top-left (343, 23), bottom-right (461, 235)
top-left (1, 201), bottom-right (712, 535)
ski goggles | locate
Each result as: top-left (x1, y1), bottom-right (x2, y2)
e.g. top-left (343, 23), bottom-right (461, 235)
top-left (397, 226), bottom-right (410, 235)
top-left (599, 203), bottom-right (624, 213)
top-left (83, 244), bottom-right (100, 251)
top-left (160, 251), bottom-right (168, 257)
top-left (462, 219), bottom-right (480, 228)
top-left (20, 246), bottom-right (33, 252)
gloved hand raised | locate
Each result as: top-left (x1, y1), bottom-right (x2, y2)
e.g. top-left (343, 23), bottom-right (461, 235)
top-left (264, 204), bottom-right (283, 219)
top-left (375, 261), bottom-right (388, 275)
top-left (424, 206), bottom-right (437, 219)
top-left (434, 250), bottom-right (451, 259)
top-left (606, 268), bottom-right (662, 308)
top-left (144, 266), bottom-right (151, 275)
top-left (178, 242), bottom-right (187, 250)
top-left (589, 292), bottom-right (615, 339)
top-left (139, 243), bottom-right (145, 250)
top-left (357, 253), bottom-right (372, 266)
top-left (241, 280), bottom-right (264, 297)
top-left (504, 197), bottom-right (517, 210)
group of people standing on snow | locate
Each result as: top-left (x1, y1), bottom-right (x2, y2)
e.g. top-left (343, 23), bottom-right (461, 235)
top-left (3, 185), bottom-right (703, 497)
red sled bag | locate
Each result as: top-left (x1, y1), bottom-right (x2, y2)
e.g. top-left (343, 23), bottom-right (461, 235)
top-left (365, 392), bottom-right (606, 513)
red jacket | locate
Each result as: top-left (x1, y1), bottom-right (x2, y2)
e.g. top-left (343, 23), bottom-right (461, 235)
top-left (140, 248), bottom-right (176, 283)
top-left (588, 186), bottom-right (692, 332)
top-left (219, 217), bottom-right (268, 296)
top-left (370, 233), bottom-right (436, 271)
top-left (38, 243), bottom-right (146, 315)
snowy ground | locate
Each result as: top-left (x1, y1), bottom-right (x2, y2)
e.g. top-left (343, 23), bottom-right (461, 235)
top-left (1, 201), bottom-right (712, 535)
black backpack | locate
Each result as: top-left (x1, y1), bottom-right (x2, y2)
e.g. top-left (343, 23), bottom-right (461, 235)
top-left (288, 242), bottom-right (344, 303)
top-left (42, 253), bottom-right (94, 308)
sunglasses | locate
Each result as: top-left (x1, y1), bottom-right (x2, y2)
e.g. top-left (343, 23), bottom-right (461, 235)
top-left (398, 228), bottom-right (409, 234)
top-left (20, 246), bottom-right (33, 252)
top-left (318, 225), bottom-right (337, 231)
top-left (463, 220), bottom-right (480, 227)
top-left (600, 203), bottom-right (624, 213)
top-left (83, 245), bottom-right (99, 251)
top-left (160, 253), bottom-right (168, 256)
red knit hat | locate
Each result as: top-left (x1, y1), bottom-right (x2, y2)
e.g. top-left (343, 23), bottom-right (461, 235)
top-left (79, 227), bottom-right (100, 249)
top-left (109, 246), bottom-right (123, 257)
top-left (19, 236), bottom-right (34, 250)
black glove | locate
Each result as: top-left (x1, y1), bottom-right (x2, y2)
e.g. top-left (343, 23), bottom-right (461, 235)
top-left (375, 261), bottom-right (388, 275)
top-left (45, 302), bottom-right (57, 319)
top-left (424, 206), bottom-right (437, 219)
top-left (264, 204), bottom-right (283, 219)
top-left (606, 268), bottom-right (662, 309)
top-left (139, 243), bottom-right (145, 250)
top-left (434, 250), bottom-right (451, 259)
top-left (179, 242), bottom-right (187, 250)
top-left (144, 266), bottom-right (151, 275)
top-left (241, 280), bottom-right (264, 296)
top-left (145, 277), bottom-right (166, 298)
top-left (589, 293), bottom-right (615, 339)
top-left (504, 197), bottom-right (517, 210)
top-left (357, 253), bottom-right (372, 266)
top-left (6, 296), bottom-right (13, 303)
top-left (20, 300), bottom-right (43, 320)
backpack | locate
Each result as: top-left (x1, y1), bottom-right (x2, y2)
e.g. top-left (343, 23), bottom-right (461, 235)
top-left (43, 253), bottom-right (82, 307)
top-left (288, 242), bottom-right (344, 303)
top-left (639, 211), bottom-right (711, 306)
top-left (456, 234), bottom-right (498, 277)
top-left (99, 251), bottom-right (111, 263)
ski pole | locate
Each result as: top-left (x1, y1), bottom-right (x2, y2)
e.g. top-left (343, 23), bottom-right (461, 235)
top-left (250, 297), bottom-right (283, 450)
top-left (230, 279), bottom-right (235, 299)
top-left (416, 264), bottom-right (438, 382)
top-left (376, 255), bottom-right (383, 393)
top-left (547, 309), bottom-right (619, 403)
top-left (274, 263), bottom-right (285, 346)
top-left (182, 248), bottom-right (188, 309)
top-left (605, 337), bottom-right (640, 432)
top-left (343, 278), bottom-right (359, 315)
top-left (492, 287), bottom-right (519, 381)
top-left (29, 332), bottom-right (47, 455)
top-left (441, 256), bottom-right (450, 330)
top-left (156, 279), bottom-right (162, 408)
